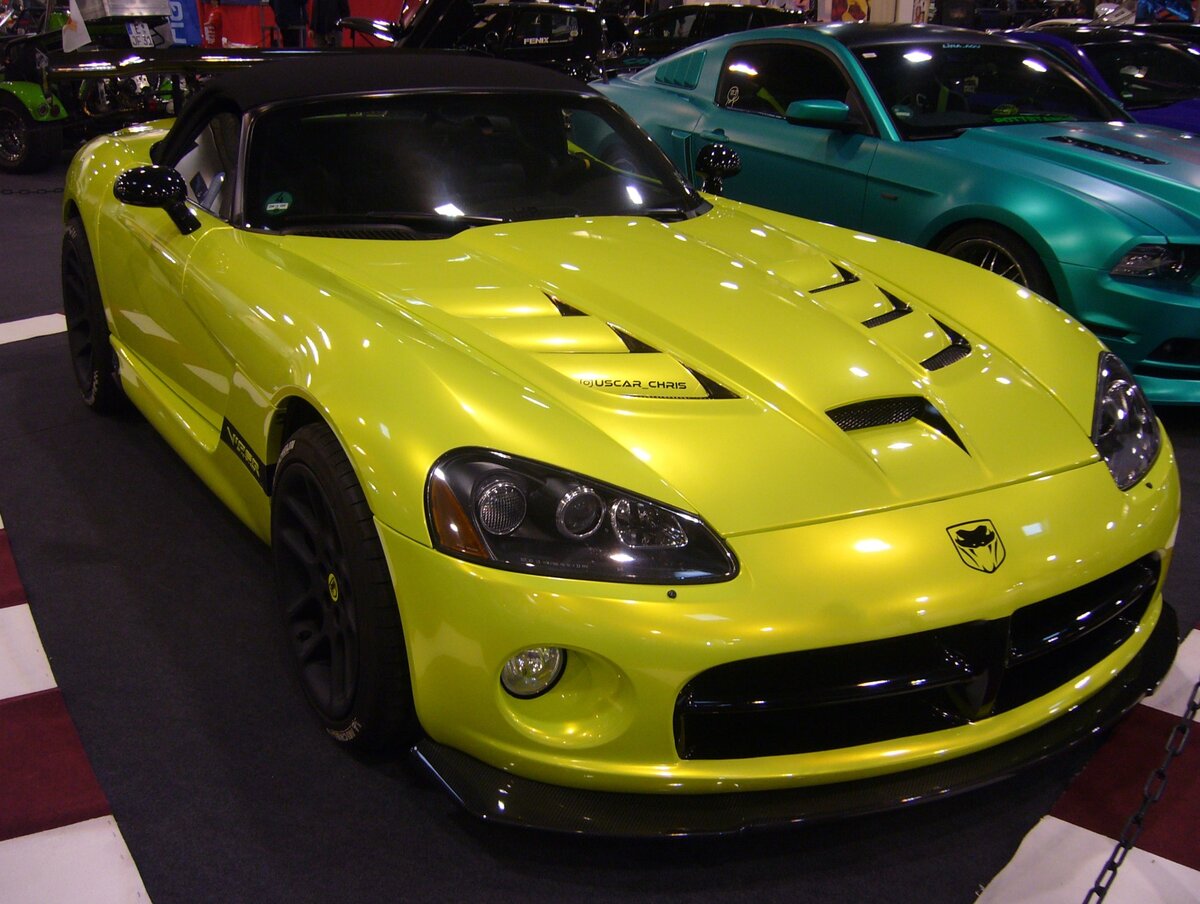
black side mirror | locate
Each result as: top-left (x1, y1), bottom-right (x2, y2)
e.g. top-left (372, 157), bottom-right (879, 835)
top-left (113, 165), bottom-right (201, 235)
top-left (695, 144), bottom-right (742, 196)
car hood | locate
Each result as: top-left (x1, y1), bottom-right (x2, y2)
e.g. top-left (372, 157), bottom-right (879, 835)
top-left (289, 206), bottom-right (1102, 534)
top-left (946, 121), bottom-right (1200, 234)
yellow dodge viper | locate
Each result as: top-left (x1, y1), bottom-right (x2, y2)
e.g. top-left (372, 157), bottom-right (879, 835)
top-left (60, 52), bottom-right (1179, 834)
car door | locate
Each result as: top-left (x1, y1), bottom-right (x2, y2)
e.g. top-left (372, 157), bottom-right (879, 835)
top-left (99, 110), bottom-right (241, 429)
top-left (689, 41), bottom-right (879, 229)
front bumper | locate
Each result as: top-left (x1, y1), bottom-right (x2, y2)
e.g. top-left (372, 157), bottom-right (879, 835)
top-left (413, 599), bottom-right (1177, 836)
top-left (377, 441), bottom-right (1178, 823)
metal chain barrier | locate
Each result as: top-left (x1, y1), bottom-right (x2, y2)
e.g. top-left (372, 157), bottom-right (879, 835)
top-left (0, 187), bottom-right (64, 194)
top-left (1083, 670), bottom-right (1200, 902)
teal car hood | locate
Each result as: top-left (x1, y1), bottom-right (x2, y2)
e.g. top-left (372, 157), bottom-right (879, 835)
top-left (943, 122), bottom-right (1200, 234)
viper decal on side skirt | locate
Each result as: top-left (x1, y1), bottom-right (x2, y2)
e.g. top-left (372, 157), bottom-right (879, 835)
top-left (221, 418), bottom-right (274, 494)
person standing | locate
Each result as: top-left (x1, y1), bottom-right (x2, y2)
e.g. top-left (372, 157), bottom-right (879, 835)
top-left (271, 0), bottom-right (308, 46)
top-left (311, 0), bottom-right (349, 47)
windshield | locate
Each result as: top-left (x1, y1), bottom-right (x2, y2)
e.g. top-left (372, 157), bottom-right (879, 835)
top-left (1084, 41), bottom-right (1200, 109)
top-left (241, 91), bottom-right (702, 236)
top-left (855, 42), bottom-right (1123, 139)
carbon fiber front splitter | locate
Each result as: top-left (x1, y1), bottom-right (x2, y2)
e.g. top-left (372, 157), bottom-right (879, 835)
top-left (412, 602), bottom-right (1179, 837)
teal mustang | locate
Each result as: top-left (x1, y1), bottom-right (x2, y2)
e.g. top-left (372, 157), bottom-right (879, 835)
top-left (595, 24), bottom-right (1200, 404)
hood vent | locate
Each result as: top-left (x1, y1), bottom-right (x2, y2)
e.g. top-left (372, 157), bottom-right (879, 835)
top-left (810, 263), bottom-right (860, 294)
top-left (861, 289), bottom-right (913, 328)
top-left (920, 319), bottom-right (972, 371)
top-left (827, 396), bottom-right (966, 452)
top-left (540, 293), bottom-right (739, 400)
top-left (1046, 136), bottom-right (1166, 166)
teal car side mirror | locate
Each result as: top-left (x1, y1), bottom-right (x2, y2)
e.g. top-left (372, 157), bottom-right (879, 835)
top-left (784, 99), bottom-right (851, 128)
top-left (113, 165), bottom-right (201, 236)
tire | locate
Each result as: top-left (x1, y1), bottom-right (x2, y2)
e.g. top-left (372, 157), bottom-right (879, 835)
top-left (61, 218), bottom-right (126, 413)
top-left (934, 223), bottom-right (1055, 301)
top-left (272, 423), bottom-right (417, 750)
top-left (0, 93), bottom-right (63, 174)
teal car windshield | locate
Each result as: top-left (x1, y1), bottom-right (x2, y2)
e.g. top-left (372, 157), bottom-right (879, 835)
top-left (242, 92), bottom-right (703, 234)
top-left (856, 43), bottom-right (1120, 139)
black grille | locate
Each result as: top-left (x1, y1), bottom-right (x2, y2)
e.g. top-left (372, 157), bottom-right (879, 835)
top-left (674, 555), bottom-right (1161, 760)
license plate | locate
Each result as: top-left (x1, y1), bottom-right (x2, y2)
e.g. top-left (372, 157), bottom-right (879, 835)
top-left (127, 21), bottom-right (155, 47)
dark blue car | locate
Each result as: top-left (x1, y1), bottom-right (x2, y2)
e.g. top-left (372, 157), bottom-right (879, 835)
top-left (1013, 25), bottom-right (1200, 131)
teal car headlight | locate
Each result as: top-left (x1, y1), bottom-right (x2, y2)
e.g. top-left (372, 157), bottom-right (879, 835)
top-left (1110, 243), bottom-right (1200, 282)
top-left (1091, 353), bottom-right (1160, 490)
top-left (426, 449), bottom-right (737, 583)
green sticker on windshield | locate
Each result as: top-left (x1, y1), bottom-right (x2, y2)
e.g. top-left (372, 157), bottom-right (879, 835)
top-left (265, 191), bottom-right (293, 215)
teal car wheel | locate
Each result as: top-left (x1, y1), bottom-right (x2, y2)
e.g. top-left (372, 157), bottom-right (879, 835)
top-left (272, 423), bottom-right (417, 750)
top-left (0, 93), bottom-right (62, 174)
top-left (61, 218), bottom-right (125, 413)
top-left (935, 223), bottom-right (1055, 300)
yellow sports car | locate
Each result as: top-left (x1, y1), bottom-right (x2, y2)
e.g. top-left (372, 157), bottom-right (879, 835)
top-left (61, 53), bottom-right (1179, 834)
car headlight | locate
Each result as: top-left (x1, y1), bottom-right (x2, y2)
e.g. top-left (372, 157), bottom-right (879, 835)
top-left (426, 449), bottom-right (737, 584)
top-left (1091, 352), bottom-right (1160, 490)
top-left (1110, 243), bottom-right (1200, 282)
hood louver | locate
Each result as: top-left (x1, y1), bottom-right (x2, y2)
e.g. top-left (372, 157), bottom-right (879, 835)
top-left (827, 396), bottom-right (967, 452)
top-left (1047, 135), bottom-right (1167, 166)
top-left (540, 294), bottom-right (739, 400)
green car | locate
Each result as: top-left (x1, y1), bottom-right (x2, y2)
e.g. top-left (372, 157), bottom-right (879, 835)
top-left (0, 0), bottom-right (174, 173)
top-left (62, 53), bottom-right (1178, 834)
top-left (596, 23), bottom-right (1200, 405)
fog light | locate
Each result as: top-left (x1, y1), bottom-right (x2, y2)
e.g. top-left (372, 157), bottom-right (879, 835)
top-left (501, 647), bottom-right (566, 698)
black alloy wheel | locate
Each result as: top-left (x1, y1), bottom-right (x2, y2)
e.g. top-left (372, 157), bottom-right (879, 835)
top-left (935, 223), bottom-right (1055, 300)
top-left (61, 218), bottom-right (126, 413)
top-left (272, 423), bottom-right (416, 749)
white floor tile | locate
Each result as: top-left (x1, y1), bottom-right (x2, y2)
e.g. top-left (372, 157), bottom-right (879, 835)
top-left (0, 604), bottom-right (56, 700)
top-left (979, 816), bottom-right (1200, 904)
top-left (0, 816), bottom-right (150, 904)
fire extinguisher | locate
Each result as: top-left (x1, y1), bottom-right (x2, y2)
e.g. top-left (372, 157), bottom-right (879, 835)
top-left (202, 1), bottom-right (224, 47)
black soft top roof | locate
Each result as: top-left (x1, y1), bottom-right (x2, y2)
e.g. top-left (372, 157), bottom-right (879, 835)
top-left (153, 49), bottom-right (594, 163)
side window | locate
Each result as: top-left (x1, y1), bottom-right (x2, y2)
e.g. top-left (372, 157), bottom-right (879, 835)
top-left (716, 43), bottom-right (852, 118)
top-left (701, 8), bottom-right (750, 39)
top-left (649, 9), bottom-right (698, 40)
top-left (174, 111), bottom-right (240, 220)
top-left (512, 10), bottom-right (580, 44)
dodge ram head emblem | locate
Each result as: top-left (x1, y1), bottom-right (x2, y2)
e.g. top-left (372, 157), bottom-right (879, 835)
top-left (947, 520), bottom-right (1006, 573)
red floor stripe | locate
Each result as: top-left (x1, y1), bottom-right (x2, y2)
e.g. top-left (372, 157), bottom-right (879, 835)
top-left (0, 689), bottom-right (111, 843)
top-left (1051, 704), bottom-right (1200, 872)
top-left (0, 530), bottom-right (25, 609)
